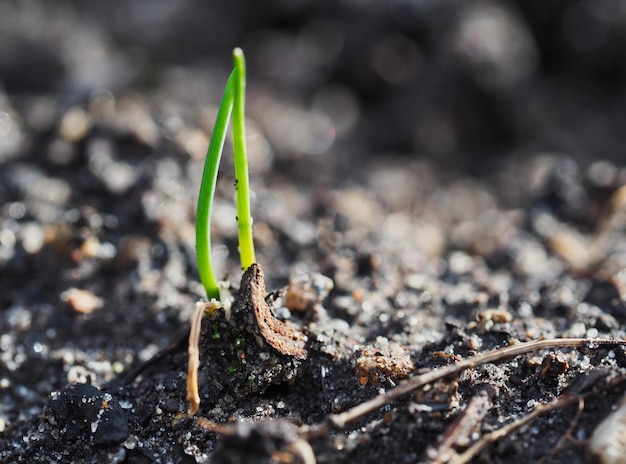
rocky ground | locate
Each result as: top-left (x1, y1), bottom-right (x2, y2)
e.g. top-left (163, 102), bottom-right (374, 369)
top-left (3, 1), bottom-right (626, 463)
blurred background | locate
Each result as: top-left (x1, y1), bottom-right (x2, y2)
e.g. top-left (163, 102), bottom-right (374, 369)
top-left (3, 0), bottom-right (626, 177)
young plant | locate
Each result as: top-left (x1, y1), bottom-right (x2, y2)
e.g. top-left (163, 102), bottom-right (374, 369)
top-left (196, 48), bottom-right (256, 301)
top-left (189, 48), bottom-right (256, 416)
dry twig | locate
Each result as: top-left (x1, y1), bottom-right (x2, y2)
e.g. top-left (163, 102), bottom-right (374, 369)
top-left (428, 384), bottom-right (498, 463)
top-left (305, 338), bottom-right (626, 436)
top-left (187, 300), bottom-right (220, 416)
top-left (448, 372), bottom-right (626, 463)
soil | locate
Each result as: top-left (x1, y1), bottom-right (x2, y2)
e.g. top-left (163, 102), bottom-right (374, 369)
top-left (3, 1), bottom-right (626, 463)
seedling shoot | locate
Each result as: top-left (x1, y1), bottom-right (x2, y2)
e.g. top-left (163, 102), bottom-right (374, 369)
top-left (196, 48), bottom-right (256, 300)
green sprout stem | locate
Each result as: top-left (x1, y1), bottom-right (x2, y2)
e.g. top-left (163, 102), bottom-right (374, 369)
top-left (232, 49), bottom-right (256, 269)
top-left (196, 48), bottom-right (256, 300)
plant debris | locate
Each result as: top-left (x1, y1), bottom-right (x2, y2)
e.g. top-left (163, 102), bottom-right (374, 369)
top-left (234, 264), bottom-right (308, 361)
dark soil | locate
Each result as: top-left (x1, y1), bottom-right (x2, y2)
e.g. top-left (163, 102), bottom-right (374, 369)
top-left (3, 1), bottom-right (626, 463)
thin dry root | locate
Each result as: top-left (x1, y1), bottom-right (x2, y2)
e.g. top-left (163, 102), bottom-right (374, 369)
top-left (187, 300), bottom-right (220, 416)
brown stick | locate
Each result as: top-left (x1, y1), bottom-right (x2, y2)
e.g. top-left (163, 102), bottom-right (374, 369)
top-left (456, 374), bottom-right (626, 464)
top-left (187, 301), bottom-right (213, 416)
top-left (429, 384), bottom-right (498, 463)
top-left (313, 338), bottom-right (625, 434)
top-left (453, 395), bottom-right (582, 464)
top-left (537, 397), bottom-right (585, 464)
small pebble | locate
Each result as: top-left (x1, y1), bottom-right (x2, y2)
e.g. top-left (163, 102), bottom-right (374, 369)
top-left (61, 288), bottom-right (104, 314)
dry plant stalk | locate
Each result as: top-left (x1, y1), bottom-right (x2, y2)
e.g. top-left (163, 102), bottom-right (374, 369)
top-left (185, 320), bottom-right (625, 461)
top-left (454, 396), bottom-right (583, 464)
top-left (429, 384), bottom-right (498, 463)
top-left (310, 337), bottom-right (626, 434)
top-left (455, 372), bottom-right (626, 464)
top-left (187, 300), bottom-right (220, 416)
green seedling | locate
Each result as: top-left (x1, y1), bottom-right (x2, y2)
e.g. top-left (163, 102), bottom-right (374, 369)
top-left (196, 48), bottom-right (256, 300)
top-left (188, 48), bottom-right (256, 415)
